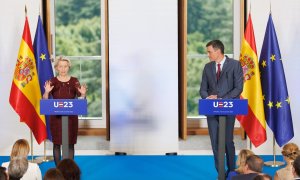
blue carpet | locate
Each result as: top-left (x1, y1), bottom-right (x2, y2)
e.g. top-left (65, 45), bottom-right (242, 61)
top-left (0, 155), bottom-right (283, 180)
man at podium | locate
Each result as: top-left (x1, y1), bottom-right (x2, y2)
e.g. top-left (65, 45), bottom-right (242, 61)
top-left (43, 56), bottom-right (87, 166)
top-left (200, 40), bottom-right (243, 175)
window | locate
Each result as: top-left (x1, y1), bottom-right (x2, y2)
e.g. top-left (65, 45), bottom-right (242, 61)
top-left (54, 0), bottom-right (101, 118)
top-left (51, 0), bottom-right (240, 120)
top-left (187, 0), bottom-right (238, 116)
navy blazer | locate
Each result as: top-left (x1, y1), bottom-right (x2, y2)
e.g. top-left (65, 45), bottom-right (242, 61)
top-left (200, 57), bottom-right (243, 99)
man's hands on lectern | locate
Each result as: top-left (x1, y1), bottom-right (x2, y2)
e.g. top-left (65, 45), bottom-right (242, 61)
top-left (206, 95), bottom-right (218, 99)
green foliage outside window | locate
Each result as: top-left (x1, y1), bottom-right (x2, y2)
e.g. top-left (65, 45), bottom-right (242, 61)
top-left (187, 0), bottom-right (233, 116)
top-left (55, 0), bottom-right (101, 117)
top-left (68, 60), bottom-right (102, 117)
top-left (55, 0), bottom-right (101, 56)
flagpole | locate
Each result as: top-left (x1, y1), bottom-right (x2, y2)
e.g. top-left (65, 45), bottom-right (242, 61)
top-left (32, 3), bottom-right (55, 163)
top-left (30, 131), bottom-right (33, 162)
top-left (44, 141), bottom-right (46, 160)
top-left (35, 140), bottom-right (54, 162)
top-left (264, 135), bottom-right (284, 167)
top-left (30, 131), bottom-right (42, 164)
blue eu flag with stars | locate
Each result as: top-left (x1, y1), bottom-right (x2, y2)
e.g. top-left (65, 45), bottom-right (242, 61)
top-left (259, 14), bottom-right (294, 147)
top-left (33, 15), bottom-right (54, 141)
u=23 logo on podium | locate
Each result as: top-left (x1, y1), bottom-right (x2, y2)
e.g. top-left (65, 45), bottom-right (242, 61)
top-left (213, 101), bottom-right (233, 108)
top-left (54, 101), bottom-right (74, 108)
top-left (198, 99), bottom-right (248, 115)
top-left (40, 99), bottom-right (88, 115)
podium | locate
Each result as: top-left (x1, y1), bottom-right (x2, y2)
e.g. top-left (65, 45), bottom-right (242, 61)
top-left (199, 99), bottom-right (247, 180)
top-left (40, 99), bottom-right (87, 159)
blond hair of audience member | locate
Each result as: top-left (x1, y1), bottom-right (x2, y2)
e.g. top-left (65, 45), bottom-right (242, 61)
top-left (10, 139), bottom-right (30, 159)
top-left (275, 143), bottom-right (300, 180)
top-left (44, 168), bottom-right (65, 180)
top-left (236, 149), bottom-right (254, 174)
top-left (1, 139), bottom-right (42, 180)
top-left (8, 157), bottom-right (28, 180)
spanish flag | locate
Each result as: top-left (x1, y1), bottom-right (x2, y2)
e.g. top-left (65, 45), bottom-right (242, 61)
top-left (237, 14), bottom-right (267, 147)
top-left (9, 16), bottom-right (47, 144)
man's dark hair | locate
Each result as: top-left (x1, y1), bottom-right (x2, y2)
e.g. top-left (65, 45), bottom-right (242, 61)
top-left (0, 166), bottom-right (8, 180)
top-left (44, 168), bottom-right (65, 180)
top-left (57, 159), bottom-right (81, 180)
top-left (253, 173), bottom-right (272, 180)
top-left (246, 155), bottom-right (264, 173)
top-left (293, 155), bottom-right (300, 177)
top-left (206, 40), bottom-right (225, 54)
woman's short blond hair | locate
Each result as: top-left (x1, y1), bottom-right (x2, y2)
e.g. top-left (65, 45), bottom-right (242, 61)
top-left (10, 139), bottom-right (30, 160)
top-left (282, 143), bottom-right (299, 161)
top-left (236, 149), bottom-right (254, 173)
top-left (54, 56), bottom-right (71, 68)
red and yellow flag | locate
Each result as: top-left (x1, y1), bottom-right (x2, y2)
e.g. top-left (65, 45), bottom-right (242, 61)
top-left (237, 14), bottom-right (267, 147)
top-left (9, 17), bottom-right (46, 144)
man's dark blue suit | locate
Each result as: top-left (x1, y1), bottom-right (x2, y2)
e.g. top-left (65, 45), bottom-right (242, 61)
top-left (200, 56), bottom-right (243, 173)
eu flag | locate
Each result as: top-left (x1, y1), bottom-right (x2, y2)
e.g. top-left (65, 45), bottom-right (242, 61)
top-left (33, 15), bottom-right (54, 141)
top-left (259, 14), bottom-right (294, 147)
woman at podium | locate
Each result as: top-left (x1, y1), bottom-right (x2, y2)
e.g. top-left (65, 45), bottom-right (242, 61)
top-left (43, 56), bottom-right (87, 166)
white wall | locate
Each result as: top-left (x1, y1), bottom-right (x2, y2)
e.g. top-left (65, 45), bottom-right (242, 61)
top-left (1, 0), bottom-right (299, 156)
top-left (247, 0), bottom-right (300, 154)
top-left (0, 0), bottom-right (44, 155)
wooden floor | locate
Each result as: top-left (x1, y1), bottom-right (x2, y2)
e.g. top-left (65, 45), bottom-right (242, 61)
top-left (78, 128), bottom-right (106, 136)
top-left (78, 127), bottom-right (246, 140)
top-left (187, 127), bottom-right (245, 139)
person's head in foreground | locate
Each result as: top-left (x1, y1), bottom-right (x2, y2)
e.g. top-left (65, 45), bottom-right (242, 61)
top-left (243, 155), bottom-right (264, 174)
top-left (57, 159), bottom-right (80, 180)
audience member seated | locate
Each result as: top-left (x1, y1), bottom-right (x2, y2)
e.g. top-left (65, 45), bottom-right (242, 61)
top-left (1, 139), bottom-right (42, 180)
top-left (0, 167), bottom-right (8, 180)
top-left (293, 155), bottom-right (300, 179)
top-left (253, 173), bottom-right (272, 180)
top-left (8, 157), bottom-right (28, 180)
top-left (275, 143), bottom-right (299, 180)
top-left (57, 159), bottom-right (81, 180)
top-left (44, 168), bottom-right (65, 180)
top-left (232, 155), bottom-right (264, 180)
top-left (227, 149), bottom-right (254, 180)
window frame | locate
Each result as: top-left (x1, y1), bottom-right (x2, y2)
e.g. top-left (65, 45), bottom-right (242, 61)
top-left (46, 0), bottom-right (243, 128)
top-left (47, 0), bottom-right (103, 128)
top-left (186, 0), bottom-right (242, 119)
